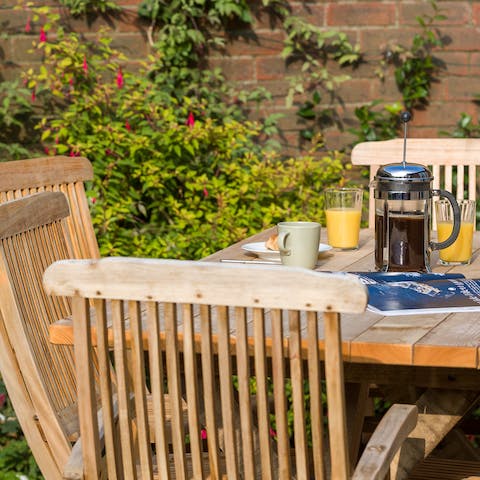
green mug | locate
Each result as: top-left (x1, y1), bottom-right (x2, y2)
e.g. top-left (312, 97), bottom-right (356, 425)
top-left (278, 221), bottom-right (321, 269)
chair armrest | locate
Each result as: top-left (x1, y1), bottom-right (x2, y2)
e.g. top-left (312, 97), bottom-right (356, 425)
top-left (352, 403), bottom-right (418, 480)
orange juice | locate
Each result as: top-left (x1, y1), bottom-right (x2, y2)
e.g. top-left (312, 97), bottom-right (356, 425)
top-left (326, 208), bottom-right (361, 249)
top-left (437, 221), bottom-right (474, 263)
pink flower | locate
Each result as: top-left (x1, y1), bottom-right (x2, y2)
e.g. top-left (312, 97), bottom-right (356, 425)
top-left (116, 68), bottom-right (124, 88)
top-left (0, 393), bottom-right (6, 409)
top-left (186, 112), bottom-right (195, 128)
top-left (269, 427), bottom-right (277, 438)
top-left (201, 429), bottom-right (207, 440)
top-left (91, 197), bottom-right (97, 204)
top-left (25, 17), bottom-right (31, 33)
top-left (82, 55), bottom-right (88, 74)
top-left (39, 26), bottom-right (47, 43)
top-left (203, 187), bottom-right (209, 197)
top-left (31, 89), bottom-right (36, 102)
top-left (125, 120), bottom-right (131, 131)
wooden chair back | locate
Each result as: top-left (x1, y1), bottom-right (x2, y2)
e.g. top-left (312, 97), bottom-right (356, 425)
top-left (0, 192), bottom-right (77, 480)
top-left (44, 257), bottom-right (415, 479)
top-left (351, 138), bottom-right (480, 227)
top-left (0, 156), bottom-right (99, 477)
top-left (0, 155), bottom-right (99, 259)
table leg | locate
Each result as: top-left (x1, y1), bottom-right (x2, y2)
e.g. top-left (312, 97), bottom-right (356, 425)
top-left (345, 381), bottom-right (370, 469)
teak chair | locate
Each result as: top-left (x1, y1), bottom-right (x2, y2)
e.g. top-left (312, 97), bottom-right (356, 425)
top-left (0, 191), bottom-right (79, 480)
top-left (351, 138), bottom-right (480, 227)
top-left (44, 257), bottom-right (418, 479)
top-left (0, 155), bottom-right (99, 259)
top-left (0, 156), bottom-right (100, 479)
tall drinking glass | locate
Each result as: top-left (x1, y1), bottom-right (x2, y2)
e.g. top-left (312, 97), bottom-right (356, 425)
top-left (436, 199), bottom-right (476, 265)
top-left (324, 187), bottom-right (363, 250)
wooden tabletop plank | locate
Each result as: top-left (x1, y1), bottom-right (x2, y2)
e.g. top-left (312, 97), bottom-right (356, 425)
top-left (413, 312), bottom-right (480, 368)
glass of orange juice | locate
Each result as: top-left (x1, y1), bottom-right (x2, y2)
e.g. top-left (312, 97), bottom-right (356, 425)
top-left (324, 187), bottom-right (363, 250)
top-left (436, 199), bottom-right (476, 265)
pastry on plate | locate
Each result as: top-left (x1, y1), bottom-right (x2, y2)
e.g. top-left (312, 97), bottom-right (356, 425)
top-left (265, 233), bottom-right (279, 251)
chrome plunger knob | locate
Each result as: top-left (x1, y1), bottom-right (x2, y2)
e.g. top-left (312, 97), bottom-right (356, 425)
top-left (401, 110), bottom-right (411, 167)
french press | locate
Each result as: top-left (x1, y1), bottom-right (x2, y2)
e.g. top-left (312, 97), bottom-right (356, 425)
top-left (373, 112), bottom-right (461, 272)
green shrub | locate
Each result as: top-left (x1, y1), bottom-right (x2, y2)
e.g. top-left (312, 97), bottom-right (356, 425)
top-left (0, 378), bottom-right (41, 479)
top-left (26, 23), bottom-right (347, 259)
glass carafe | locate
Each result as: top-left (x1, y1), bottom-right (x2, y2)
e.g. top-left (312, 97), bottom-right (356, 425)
top-left (373, 163), bottom-right (460, 272)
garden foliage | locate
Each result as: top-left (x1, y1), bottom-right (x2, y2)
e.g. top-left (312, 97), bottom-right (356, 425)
top-left (24, 7), bottom-right (347, 259)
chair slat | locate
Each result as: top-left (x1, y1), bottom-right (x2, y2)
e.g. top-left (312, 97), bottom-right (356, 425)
top-left (235, 306), bottom-right (256, 479)
top-left (165, 302), bottom-right (187, 478)
top-left (146, 301), bottom-right (171, 480)
top-left (217, 305), bottom-right (239, 479)
top-left (307, 310), bottom-right (326, 480)
top-left (289, 310), bottom-right (309, 478)
top-left (129, 300), bottom-right (153, 479)
top-left (182, 303), bottom-right (203, 478)
top-left (324, 311), bottom-right (349, 479)
top-left (199, 304), bottom-right (221, 478)
top-left (72, 296), bottom-right (101, 479)
top-left (271, 308), bottom-right (291, 480)
top-left (253, 307), bottom-right (273, 480)
top-left (112, 299), bottom-right (137, 479)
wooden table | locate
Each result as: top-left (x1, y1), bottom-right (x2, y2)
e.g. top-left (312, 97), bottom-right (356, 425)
top-left (205, 227), bottom-right (480, 370)
top-left (49, 227), bottom-right (480, 477)
top-left (204, 227), bottom-right (480, 477)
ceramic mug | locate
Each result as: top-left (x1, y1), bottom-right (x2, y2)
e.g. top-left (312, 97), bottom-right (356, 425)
top-left (277, 221), bottom-right (321, 269)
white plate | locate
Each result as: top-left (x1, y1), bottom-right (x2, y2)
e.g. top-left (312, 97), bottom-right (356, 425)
top-left (242, 241), bottom-right (332, 261)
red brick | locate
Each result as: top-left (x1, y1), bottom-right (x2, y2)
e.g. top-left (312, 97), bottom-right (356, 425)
top-left (370, 76), bottom-right (403, 103)
top-left (110, 33), bottom-right (149, 59)
top-left (335, 78), bottom-right (375, 103)
top-left (291, 3), bottom-right (326, 27)
top-left (223, 31), bottom-right (285, 56)
top-left (326, 3), bottom-right (396, 27)
top-left (434, 52), bottom-right (470, 76)
top-left (256, 56), bottom-right (287, 81)
top-left (360, 27), bottom-right (423, 56)
top-left (440, 27), bottom-right (480, 51)
top-left (325, 128), bottom-right (357, 152)
top-left (412, 102), bottom-right (477, 127)
top-left (400, 2), bottom-right (471, 26)
top-left (254, 79), bottom-right (289, 99)
top-left (472, 4), bottom-right (480, 26)
top-left (0, 63), bottom-right (24, 82)
top-left (443, 76), bottom-right (480, 102)
top-left (410, 126), bottom-right (442, 138)
top-left (10, 36), bottom-right (45, 64)
top-left (210, 57), bottom-right (255, 82)
top-left (469, 52), bottom-right (480, 76)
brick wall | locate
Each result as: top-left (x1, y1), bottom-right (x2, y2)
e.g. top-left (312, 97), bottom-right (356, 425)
top-left (2, 1), bottom-right (480, 155)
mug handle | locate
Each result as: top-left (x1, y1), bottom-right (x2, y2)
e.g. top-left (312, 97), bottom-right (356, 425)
top-left (430, 189), bottom-right (461, 251)
top-left (278, 231), bottom-right (291, 255)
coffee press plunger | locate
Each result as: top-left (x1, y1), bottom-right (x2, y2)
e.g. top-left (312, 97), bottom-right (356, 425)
top-left (372, 112), bottom-right (461, 272)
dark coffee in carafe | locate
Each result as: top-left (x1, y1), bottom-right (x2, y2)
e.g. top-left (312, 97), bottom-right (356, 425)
top-left (375, 212), bottom-right (427, 271)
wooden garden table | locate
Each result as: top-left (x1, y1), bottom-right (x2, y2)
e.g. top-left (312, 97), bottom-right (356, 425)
top-left (49, 227), bottom-right (480, 477)
top-left (204, 227), bottom-right (480, 476)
